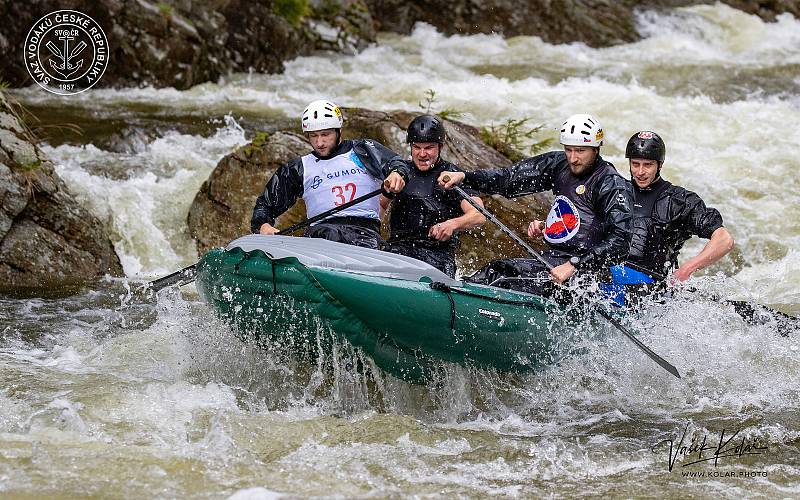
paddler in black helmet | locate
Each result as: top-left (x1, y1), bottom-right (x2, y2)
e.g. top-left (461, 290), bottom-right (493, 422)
top-left (381, 115), bottom-right (486, 278)
top-left (603, 131), bottom-right (734, 304)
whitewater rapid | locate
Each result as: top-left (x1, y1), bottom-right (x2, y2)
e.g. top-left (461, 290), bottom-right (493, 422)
top-left (3, 3), bottom-right (799, 497)
top-left (25, 4), bottom-right (797, 308)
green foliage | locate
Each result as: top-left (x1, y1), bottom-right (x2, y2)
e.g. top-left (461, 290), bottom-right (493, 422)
top-left (251, 130), bottom-right (270, 147)
top-left (274, 0), bottom-right (310, 26)
top-left (437, 108), bottom-right (465, 121)
top-left (418, 88), bottom-right (464, 120)
top-left (156, 2), bottom-right (174, 16)
top-left (239, 131), bottom-right (271, 156)
top-left (312, 0), bottom-right (341, 18)
top-left (480, 118), bottom-right (553, 162)
top-left (19, 158), bottom-right (43, 172)
top-left (418, 88), bottom-right (436, 114)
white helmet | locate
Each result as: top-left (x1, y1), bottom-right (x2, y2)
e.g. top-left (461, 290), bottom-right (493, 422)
top-left (560, 114), bottom-right (604, 147)
top-left (301, 99), bottom-right (344, 132)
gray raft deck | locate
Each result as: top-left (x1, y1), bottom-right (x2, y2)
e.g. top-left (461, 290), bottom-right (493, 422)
top-left (227, 234), bottom-right (462, 287)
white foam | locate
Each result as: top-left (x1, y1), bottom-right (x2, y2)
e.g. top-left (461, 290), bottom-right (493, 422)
top-left (44, 115), bottom-right (247, 276)
top-left (227, 488), bottom-right (284, 500)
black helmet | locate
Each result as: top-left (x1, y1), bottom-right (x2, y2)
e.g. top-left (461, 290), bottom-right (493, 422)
top-left (406, 115), bottom-right (445, 144)
top-left (625, 131), bottom-right (665, 163)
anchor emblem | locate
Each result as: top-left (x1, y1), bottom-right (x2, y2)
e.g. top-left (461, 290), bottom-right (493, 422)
top-left (24, 10), bottom-right (109, 95)
top-left (47, 35), bottom-right (87, 79)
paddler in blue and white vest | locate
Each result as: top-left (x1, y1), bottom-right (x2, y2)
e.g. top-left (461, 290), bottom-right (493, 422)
top-left (438, 114), bottom-right (633, 295)
top-left (381, 115), bottom-right (486, 278)
top-left (250, 99), bottom-right (409, 249)
top-left (602, 131), bottom-right (735, 305)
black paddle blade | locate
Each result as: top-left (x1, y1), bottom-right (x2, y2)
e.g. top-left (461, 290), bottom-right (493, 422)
top-left (145, 264), bottom-right (198, 293)
top-left (597, 309), bottom-right (681, 379)
top-left (728, 300), bottom-right (797, 337)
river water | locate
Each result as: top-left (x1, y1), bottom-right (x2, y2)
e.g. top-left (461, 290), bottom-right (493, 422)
top-left (2, 4), bottom-right (799, 497)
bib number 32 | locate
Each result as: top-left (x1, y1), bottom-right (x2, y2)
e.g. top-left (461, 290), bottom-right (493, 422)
top-left (332, 183), bottom-right (357, 205)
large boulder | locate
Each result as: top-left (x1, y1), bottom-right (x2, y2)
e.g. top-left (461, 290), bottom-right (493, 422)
top-left (187, 130), bottom-right (312, 256)
top-left (671, 0), bottom-right (799, 22)
top-left (0, 92), bottom-right (122, 294)
top-left (365, 0), bottom-right (800, 48)
top-left (0, 0), bottom-right (377, 90)
top-left (365, 0), bottom-right (639, 47)
top-left (188, 108), bottom-right (552, 274)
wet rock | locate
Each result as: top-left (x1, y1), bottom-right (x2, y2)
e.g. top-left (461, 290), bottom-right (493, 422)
top-left (732, 1), bottom-right (799, 20)
top-left (188, 108), bottom-right (552, 272)
top-left (306, 0), bottom-right (377, 53)
top-left (365, 0), bottom-right (638, 47)
top-left (103, 127), bottom-right (158, 155)
top-left (365, 0), bottom-right (800, 48)
top-left (188, 131), bottom-right (312, 256)
top-left (0, 0), bottom-right (376, 90)
top-left (0, 129), bottom-right (39, 169)
top-left (0, 92), bottom-right (123, 294)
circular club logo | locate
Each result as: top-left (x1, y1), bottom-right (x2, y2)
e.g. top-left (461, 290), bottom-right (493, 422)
top-left (24, 10), bottom-right (109, 95)
top-left (544, 195), bottom-right (581, 244)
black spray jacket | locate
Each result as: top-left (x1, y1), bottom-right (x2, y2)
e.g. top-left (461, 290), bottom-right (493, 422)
top-left (627, 177), bottom-right (724, 277)
top-left (464, 150), bottom-right (632, 270)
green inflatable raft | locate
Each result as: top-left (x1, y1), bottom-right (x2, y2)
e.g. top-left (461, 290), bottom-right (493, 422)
top-left (195, 235), bottom-right (581, 382)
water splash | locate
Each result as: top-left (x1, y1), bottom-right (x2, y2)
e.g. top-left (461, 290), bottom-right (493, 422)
top-left (43, 115), bottom-right (247, 276)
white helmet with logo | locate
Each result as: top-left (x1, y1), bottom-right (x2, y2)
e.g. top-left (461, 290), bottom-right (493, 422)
top-left (560, 114), bottom-right (604, 147)
top-left (301, 99), bottom-right (344, 132)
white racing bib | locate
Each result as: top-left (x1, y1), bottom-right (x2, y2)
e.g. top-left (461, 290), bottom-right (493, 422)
top-left (302, 150), bottom-right (381, 220)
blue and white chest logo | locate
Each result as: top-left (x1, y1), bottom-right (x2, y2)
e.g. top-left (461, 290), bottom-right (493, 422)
top-left (311, 175), bottom-right (323, 189)
top-left (349, 152), bottom-right (367, 172)
top-left (544, 195), bottom-right (581, 244)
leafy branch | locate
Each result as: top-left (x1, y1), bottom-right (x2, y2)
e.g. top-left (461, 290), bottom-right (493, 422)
top-left (418, 88), bottom-right (463, 120)
top-left (480, 118), bottom-right (553, 162)
top-left (273, 0), bottom-right (310, 26)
